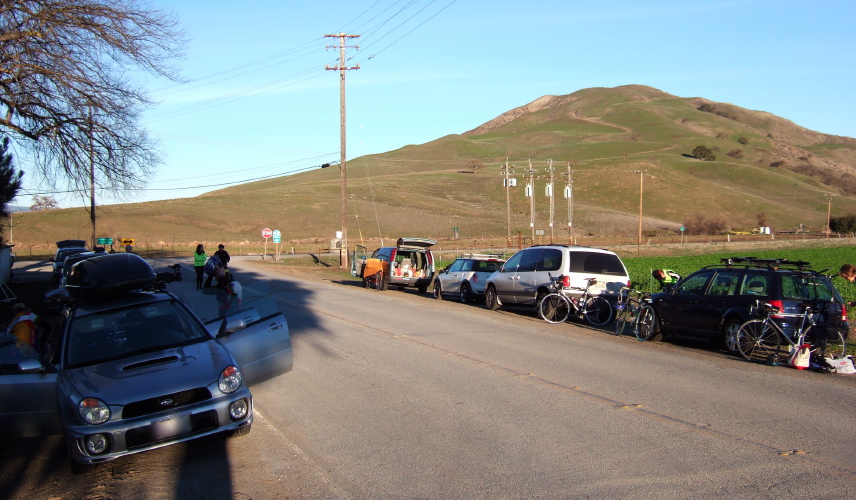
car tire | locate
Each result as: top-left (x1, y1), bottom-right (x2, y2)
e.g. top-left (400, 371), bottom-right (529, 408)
top-left (432, 280), bottom-right (443, 300)
top-left (375, 271), bottom-right (387, 291)
top-left (721, 318), bottom-right (742, 353)
top-left (460, 282), bottom-right (473, 303)
top-left (485, 286), bottom-right (501, 311)
top-left (636, 306), bottom-right (662, 341)
top-left (228, 423), bottom-right (252, 438)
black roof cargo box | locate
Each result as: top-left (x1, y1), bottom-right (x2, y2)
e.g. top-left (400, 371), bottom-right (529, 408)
top-left (65, 254), bottom-right (155, 297)
top-left (56, 239), bottom-right (87, 249)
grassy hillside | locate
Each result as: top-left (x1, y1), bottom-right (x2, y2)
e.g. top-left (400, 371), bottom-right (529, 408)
top-left (10, 85), bottom-right (856, 251)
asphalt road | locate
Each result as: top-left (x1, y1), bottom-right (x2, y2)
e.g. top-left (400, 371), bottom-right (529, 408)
top-left (2, 256), bottom-right (855, 499)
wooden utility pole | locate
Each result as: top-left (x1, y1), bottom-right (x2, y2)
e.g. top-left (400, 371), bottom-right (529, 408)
top-left (325, 33), bottom-right (360, 269)
top-left (89, 109), bottom-right (96, 250)
top-left (635, 170), bottom-right (646, 245)
top-left (546, 159), bottom-right (555, 244)
top-left (825, 193), bottom-right (836, 237)
top-left (526, 160), bottom-right (536, 244)
top-left (562, 162), bottom-right (574, 244)
top-left (502, 159), bottom-right (513, 247)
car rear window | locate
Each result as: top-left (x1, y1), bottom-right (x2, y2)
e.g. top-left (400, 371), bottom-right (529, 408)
top-left (569, 252), bottom-right (626, 276)
top-left (780, 274), bottom-right (838, 301)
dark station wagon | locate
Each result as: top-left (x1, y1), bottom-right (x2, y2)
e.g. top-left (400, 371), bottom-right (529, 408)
top-left (645, 257), bottom-right (849, 352)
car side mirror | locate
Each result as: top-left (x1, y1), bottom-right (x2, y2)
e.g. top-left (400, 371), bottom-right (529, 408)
top-left (19, 358), bottom-right (44, 373)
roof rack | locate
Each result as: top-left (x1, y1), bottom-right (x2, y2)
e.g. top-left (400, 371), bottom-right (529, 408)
top-left (461, 253), bottom-right (503, 259)
top-left (717, 256), bottom-right (813, 271)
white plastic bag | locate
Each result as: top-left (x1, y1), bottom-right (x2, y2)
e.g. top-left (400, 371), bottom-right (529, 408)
top-left (825, 356), bottom-right (856, 374)
top-left (787, 344), bottom-right (810, 370)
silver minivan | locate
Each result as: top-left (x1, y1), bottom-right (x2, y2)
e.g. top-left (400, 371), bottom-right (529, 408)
top-left (484, 245), bottom-right (630, 311)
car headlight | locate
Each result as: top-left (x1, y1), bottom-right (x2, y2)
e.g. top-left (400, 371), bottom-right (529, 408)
top-left (219, 366), bottom-right (242, 394)
top-left (78, 398), bottom-right (110, 424)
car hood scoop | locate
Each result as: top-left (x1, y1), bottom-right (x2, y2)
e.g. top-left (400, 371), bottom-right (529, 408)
top-left (62, 341), bottom-right (234, 406)
top-left (122, 355), bottom-right (179, 371)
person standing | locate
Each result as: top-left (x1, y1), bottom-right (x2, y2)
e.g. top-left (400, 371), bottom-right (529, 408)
top-left (839, 264), bottom-right (856, 307)
top-left (194, 244), bottom-right (207, 289)
top-left (214, 244), bottom-right (231, 268)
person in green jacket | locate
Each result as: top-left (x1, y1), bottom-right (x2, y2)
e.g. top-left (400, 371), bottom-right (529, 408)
top-left (194, 244), bottom-right (207, 289)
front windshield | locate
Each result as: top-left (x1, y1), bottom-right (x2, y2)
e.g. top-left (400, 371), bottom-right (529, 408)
top-left (65, 299), bottom-right (209, 367)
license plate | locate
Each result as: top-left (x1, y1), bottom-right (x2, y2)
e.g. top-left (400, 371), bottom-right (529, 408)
top-left (151, 413), bottom-right (191, 441)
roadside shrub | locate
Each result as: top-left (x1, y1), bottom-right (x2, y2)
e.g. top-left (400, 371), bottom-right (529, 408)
top-left (716, 133), bottom-right (728, 140)
top-left (683, 213), bottom-right (728, 235)
top-left (737, 136), bottom-right (748, 145)
top-left (769, 160), bottom-right (787, 168)
top-left (831, 214), bottom-right (856, 234)
top-left (726, 149), bottom-right (744, 159)
top-left (692, 145), bottom-right (716, 161)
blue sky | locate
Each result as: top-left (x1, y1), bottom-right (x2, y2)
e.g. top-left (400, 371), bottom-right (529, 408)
top-left (15, 0), bottom-right (856, 208)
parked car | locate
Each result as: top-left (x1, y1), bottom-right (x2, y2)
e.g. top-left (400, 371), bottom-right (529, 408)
top-left (645, 257), bottom-right (849, 352)
top-left (51, 240), bottom-right (89, 283)
top-left (484, 245), bottom-right (630, 311)
top-left (432, 254), bottom-right (506, 303)
top-left (0, 253), bottom-right (292, 472)
top-left (352, 238), bottom-right (437, 293)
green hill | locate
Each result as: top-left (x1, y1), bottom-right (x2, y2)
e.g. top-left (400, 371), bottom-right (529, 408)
top-left (11, 85), bottom-right (856, 251)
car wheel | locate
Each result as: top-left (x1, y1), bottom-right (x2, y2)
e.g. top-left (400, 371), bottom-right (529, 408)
top-left (636, 306), bottom-right (662, 341)
top-left (460, 282), bottom-right (473, 303)
top-left (228, 423), bottom-right (252, 438)
top-left (485, 286), bottom-right (501, 311)
top-left (721, 318), bottom-right (742, 353)
top-left (433, 280), bottom-right (443, 300)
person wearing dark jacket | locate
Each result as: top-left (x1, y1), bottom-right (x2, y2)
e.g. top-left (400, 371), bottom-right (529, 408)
top-left (214, 244), bottom-right (231, 268)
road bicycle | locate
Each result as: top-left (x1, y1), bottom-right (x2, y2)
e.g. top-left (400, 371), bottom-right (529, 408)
top-left (613, 287), bottom-right (656, 340)
top-left (538, 274), bottom-right (613, 326)
top-left (736, 301), bottom-right (846, 364)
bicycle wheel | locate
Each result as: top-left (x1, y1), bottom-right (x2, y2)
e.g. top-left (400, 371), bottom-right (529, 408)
top-left (614, 300), bottom-right (636, 336)
top-left (636, 305), bottom-right (659, 341)
top-left (582, 296), bottom-right (613, 326)
top-left (736, 320), bottom-right (781, 363)
top-left (539, 293), bottom-right (572, 324)
top-left (802, 323), bottom-right (847, 361)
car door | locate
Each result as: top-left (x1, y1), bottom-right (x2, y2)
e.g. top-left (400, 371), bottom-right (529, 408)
top-left (176, 277), bottom-right (293, 388)
top-left (492, 250), bottom-right (525, 304)
top-left (439, 259), bottom-right (466, 295)
top-left (516, 247), bottom-right (561, 305)
top-left (691, 271), bottom-right (742, 337)
top-left (217, 310), bottom-right (292, 387)
top-left (351, 245), bottom-right (368, 277)
top-left (654, 271), bottom-right (714, 334)
top-left (0, 323), bottom-right (62, 438)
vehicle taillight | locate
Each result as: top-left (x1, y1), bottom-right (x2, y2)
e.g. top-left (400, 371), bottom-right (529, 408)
top-left (842, 304), bottom-right (848, 323)
top-left (561, 275), bottom-right (570, 288)
top-left (768, 300), bottom-right (784, 318)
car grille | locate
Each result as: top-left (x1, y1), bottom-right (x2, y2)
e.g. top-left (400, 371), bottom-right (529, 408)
top-left (125, 410), bottom-right (218, 450)
top-left (122, 388), bottom-right (212, 419)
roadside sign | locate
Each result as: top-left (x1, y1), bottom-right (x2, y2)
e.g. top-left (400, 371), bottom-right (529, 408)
top-left (273, 237), bottom-right (281, 243)
top-left (273, 229), bottom-right (281, 239)
top-left (262, 228), bottom-right (272, 239)
top-left (97, 237), bottom-right (113, 245)
top-left (119, 238), bottom-right (134, 246)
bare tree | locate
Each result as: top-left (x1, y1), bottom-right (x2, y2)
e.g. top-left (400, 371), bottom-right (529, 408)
top-left (0, 0), bottom-right (185, 196)
top-left (30, 194), bottom-right (60, 211)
